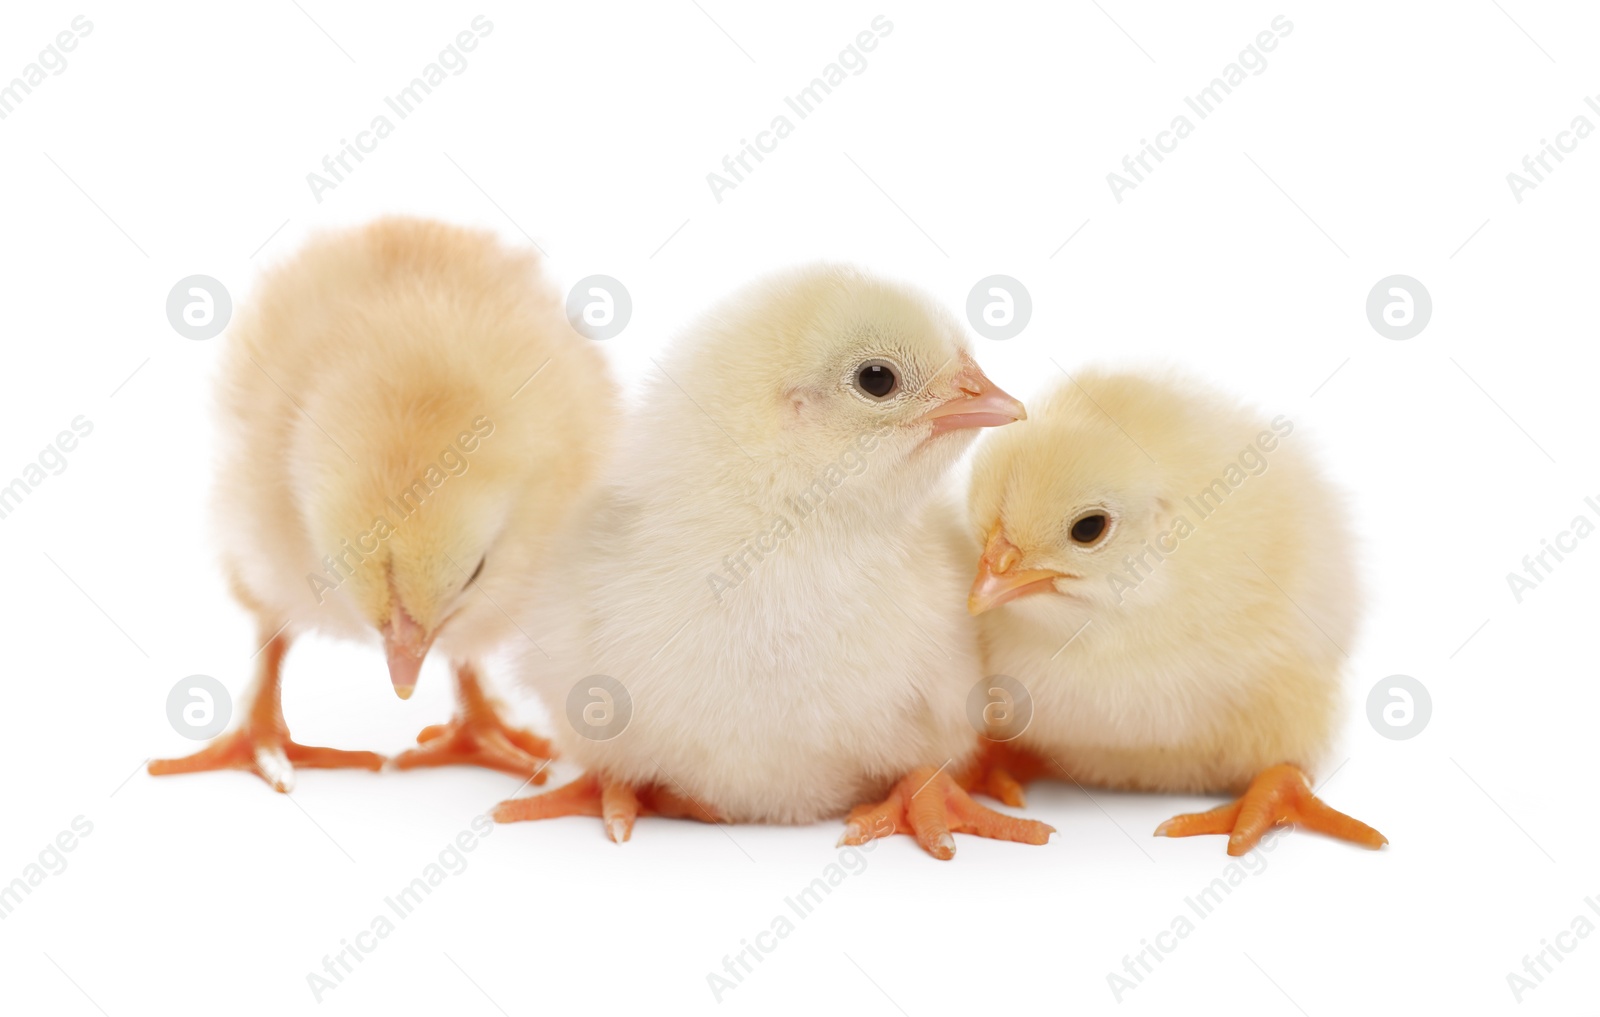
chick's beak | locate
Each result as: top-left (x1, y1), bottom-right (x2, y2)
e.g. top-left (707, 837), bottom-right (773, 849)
top-left (383, 602), bottom-right (433, 700)
top-left (920, 359), bottom-right (1026, 436)
top-left (968, 527), bottom-right (1070, 615)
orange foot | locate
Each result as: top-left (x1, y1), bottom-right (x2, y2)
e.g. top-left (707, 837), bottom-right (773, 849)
top-left (148, 632), bottom-right (382, 793)
top-left (841, 765), bottom-right (1055, 860)
top-left (392, 662), bottom-right (552, 781)
top-left (148, 726), bottom-right (383, 793)
top-left (958, 739), bottom-right (1056, 807)
top-left (492, 772), bottom-right (721, 843)
top-left (1155, 763), bottom-right (1388, 856)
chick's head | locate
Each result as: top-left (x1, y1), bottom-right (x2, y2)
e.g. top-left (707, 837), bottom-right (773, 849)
top-left (301, 394), bottom-right (519, 699)
top-left (677, 265), bottom-right (1025, 515)
top-left (966, 377), bottom-right (1176, 620)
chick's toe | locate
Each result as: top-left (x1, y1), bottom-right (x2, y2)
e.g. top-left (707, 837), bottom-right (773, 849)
top-left (842, 766), bottom-right (1055, 861)
top-left (148, 633), bottom-right (383, 793)
top-left (391, 662), bottom-right (552, 781)
top-left (1155, 763), bottom-right (1388, 856)
top-left (493, 772), bottom-right (721, 843)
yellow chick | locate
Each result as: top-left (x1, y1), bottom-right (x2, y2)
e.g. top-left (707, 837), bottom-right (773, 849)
top-left (493, 265), bottom-right (1053, 859)
top-left (965, 369), bottom-right (1385, 855)
top-left (150, 218), bottom-right (614, 791)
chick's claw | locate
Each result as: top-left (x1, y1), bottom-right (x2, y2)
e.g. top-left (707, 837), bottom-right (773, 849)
top-left (493, 771), bottom-right (721, 843)
top-left (149, 631), bottom-right (383, 793)
top-left (841, 765), bottom-right (1055, 861)
top-left (391, 663), bottom-right (552, 781)
top-left (148, 728), bottom-right (383, 794)
top-left (958, 739), bottom-right (1057, 808)
top-left (392, 723), bottom-right (551, 781)
top-left (1155, 763), bottom-right (1388, 856)
top-left (973, 766), bottom-right (1028, 809)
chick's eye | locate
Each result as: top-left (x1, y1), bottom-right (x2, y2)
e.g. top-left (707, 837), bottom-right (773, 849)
top-left (1069, 513), bottom-right (1109, 546)
top-left (854, 361), bottom-right (899, 400)
top-left (466, 557), bottom-right (485, 585)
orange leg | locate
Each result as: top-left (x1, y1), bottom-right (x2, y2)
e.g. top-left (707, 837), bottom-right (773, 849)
top-left (1156, 763), bottom-right (1388, 856)
top-left (841, 765), bottom-right (1055, 860)
top-left (493, 771), bottom-right (721, 843)
top-left (957, 738), bottom-right (1057, 807)
top-left (148, 631), bottom-right (383, 793)
top-left (391, 662), bottom-right (552, 782)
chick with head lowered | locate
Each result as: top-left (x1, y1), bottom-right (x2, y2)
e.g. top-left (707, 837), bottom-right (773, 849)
top-left (150, 218), bottom-right (615, 792)
top-left (494, 265), bottom-right (1054, 859)
top-left (965, 369), bottom-right (1385, 856)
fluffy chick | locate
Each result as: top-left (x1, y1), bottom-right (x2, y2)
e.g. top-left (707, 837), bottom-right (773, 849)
top-left (495, 265), bottom-right (1052, 859)
top-left (151, 218), bottom-right (614, 791)
top-left (966, 368), bottom-right (1385, 855)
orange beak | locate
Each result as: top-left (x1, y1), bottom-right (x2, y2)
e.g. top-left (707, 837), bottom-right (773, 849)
top-left (920, 357), bottom-right (1026, 436)
top-left (968, 527), bottom-right (1071, 615)
top-left (383, 600), bottom-right (433, 700)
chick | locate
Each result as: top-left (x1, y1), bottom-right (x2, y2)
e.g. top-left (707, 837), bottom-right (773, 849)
top-left (965, 369), bottom-right (1385, 855)
top-left (150, 218), bottom-right (614, 791)
top-left (493, 265), bottom-right (1052, 859)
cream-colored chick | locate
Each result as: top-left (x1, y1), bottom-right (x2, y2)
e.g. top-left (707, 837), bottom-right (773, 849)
top-left (966, 369), bottom-right (1385, 855)
top-left (151, 218), bottom-right (614, 792)
top-left (495, 265), bottom-right (1052, 859)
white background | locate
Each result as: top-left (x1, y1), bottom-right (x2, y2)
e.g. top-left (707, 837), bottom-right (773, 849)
top-left (1, 2), bottom-right (1596, 1014)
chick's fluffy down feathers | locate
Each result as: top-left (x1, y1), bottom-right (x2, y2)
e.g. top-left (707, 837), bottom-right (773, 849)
top-left (970, 369), bottom-right (1360, 793)
top-left (515, 266), bottom-right (993, 824)
top-left (215, 217), bottom-right (615, 662)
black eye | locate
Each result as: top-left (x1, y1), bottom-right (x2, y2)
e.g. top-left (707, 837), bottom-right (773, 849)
top-left (1069, 513), bottom-right (1109, 545)
top-left (854, 361), bottom-right (899, 400)
top-left (466, 557), bottom-right (486, 585)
